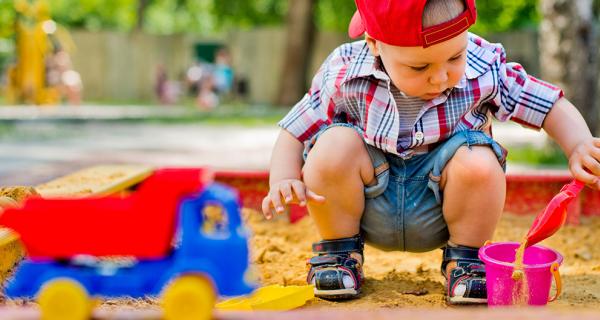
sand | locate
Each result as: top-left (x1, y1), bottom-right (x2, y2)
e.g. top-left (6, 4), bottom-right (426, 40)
top-left (1, 184), bottom-right (598, 310)
top-left (0, 187), bottom-right (39, 203)
top-left (245, 209), bottom-right (600, 309)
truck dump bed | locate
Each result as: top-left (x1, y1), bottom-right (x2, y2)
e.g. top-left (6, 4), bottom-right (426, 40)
top-left (0, 168), bottom-right (210, 260)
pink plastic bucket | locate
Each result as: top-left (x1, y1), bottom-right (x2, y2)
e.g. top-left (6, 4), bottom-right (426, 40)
top-left (479, 242), bottom-right (562, 306)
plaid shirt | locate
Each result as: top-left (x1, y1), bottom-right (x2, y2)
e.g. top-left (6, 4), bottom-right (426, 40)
top-left (279, 33), bottom-right (563, 158)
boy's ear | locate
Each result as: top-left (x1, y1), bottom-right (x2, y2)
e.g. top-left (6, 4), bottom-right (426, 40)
top-left (365, 34), bottom-right (380, 57)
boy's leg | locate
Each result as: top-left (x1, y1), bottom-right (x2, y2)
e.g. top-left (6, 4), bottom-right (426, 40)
top-left (302, 126), bottom-right (378, 299)
top-left (303, 126), bottom-right (375, 240)
top-left (440, 145), bottom-right (505, 248)
top-left (440, 144), bottom-right (505, 304)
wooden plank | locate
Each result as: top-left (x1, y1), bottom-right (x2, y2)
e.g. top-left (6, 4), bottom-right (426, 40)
top-left (35, 165), bottom-right (154, 198)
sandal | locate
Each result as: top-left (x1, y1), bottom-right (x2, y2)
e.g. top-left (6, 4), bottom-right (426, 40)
top-left (307, 234), bottom-right (364, 300)
top-left (441, 245), bottom-right (487, 305)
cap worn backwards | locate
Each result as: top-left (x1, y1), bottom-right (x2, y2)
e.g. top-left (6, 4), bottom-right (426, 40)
top-left (348, 0), bottom-right (477, 48)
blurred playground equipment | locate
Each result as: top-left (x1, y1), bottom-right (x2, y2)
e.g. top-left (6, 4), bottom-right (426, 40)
top-left (4, 0), bottom-right (80, 105)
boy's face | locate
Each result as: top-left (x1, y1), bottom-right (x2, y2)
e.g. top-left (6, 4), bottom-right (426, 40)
top-left (366, 31), bottom-right (468, 100)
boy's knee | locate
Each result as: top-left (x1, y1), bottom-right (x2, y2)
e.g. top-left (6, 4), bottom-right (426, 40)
top-left (442, 145), bottom-right (503, 187)
top-left (304, 127), bottom-right (371, 180)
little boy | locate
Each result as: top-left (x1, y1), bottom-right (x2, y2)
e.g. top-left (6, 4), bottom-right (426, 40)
top-left (261, 0), bottom-right (600, 304)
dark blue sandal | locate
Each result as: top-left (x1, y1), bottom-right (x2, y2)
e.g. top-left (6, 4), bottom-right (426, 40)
top-left (307, 234), bottom-right (364, 300)
top-left (441, 245), bottom-right (487, 305)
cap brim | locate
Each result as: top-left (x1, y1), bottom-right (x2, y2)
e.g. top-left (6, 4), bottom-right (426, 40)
top-left (348, 10), bottom-right (365, 38)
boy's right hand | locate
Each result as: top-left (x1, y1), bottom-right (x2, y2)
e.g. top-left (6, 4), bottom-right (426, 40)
top-left (261, 179), bottom-right (326, 220)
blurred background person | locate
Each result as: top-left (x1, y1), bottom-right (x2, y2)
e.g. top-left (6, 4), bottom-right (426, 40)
top-left (196, 73), bottom-right (219, 110)
top-left (213, 47), bottom-right (234, 96)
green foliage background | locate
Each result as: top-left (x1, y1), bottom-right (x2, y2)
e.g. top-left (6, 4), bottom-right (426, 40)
top-left (471, 0), bottom-right (540, 34)
top-left (0, 0), bottom-right (16, 39)
top-left (0, 0), bottom-right (546, 38)
top-left (0, 0), bottom-right (548, 77)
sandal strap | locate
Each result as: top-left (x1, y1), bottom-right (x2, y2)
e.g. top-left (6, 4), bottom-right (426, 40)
top-left (307, 235), bottom-right (365, 295)
top-left (447, 261), bottom-right (487, 302)
top-left (309, 255), bottom-right (346, 267)
top-left (441, 245), bottom-right (487, 303)
top-left (307, 254), bottom-right (363, 292)
top-left (441, 245), bottom-right (481, 277)
top-left (312, 234), bottom-right (364, 255)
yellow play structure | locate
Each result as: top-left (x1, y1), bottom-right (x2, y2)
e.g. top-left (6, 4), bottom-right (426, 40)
top-left (4, 0), bottom-right (75, 105)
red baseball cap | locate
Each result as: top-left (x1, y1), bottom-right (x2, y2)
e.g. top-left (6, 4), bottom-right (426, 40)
top-left (348, 0), bottom-right (477, 48)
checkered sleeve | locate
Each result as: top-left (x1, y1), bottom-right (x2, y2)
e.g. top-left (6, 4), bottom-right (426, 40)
top-left (489, 46), bottom-right (563, 130)
top-left (278, 52), bottom-right (338, 143)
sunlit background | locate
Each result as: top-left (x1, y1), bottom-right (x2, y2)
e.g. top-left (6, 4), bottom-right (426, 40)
top-left (0, 0), bottom-right (599, 184)
top-left (0, 0), bottom-right (548, 107)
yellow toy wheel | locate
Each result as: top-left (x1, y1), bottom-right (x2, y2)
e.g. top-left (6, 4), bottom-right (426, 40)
top-left (162, 275), bottom-right (216, 320)
top-left (37, 278), bottom-right (92, 320)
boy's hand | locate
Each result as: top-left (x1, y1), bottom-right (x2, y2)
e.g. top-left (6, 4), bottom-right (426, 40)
top-left (261, 179), bottom-right (325, 220)
top-left (569, 138), bottom-right (600, 189)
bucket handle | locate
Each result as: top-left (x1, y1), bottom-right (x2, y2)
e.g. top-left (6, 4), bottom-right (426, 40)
top-left (548, 262), bottom-right (562, 302)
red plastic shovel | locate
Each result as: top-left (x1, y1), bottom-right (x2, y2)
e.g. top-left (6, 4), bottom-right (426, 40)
top-left (525, 180), bottom-right (585, 247)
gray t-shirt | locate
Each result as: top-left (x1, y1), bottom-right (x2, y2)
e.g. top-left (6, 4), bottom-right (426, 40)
top-left (390, 85), bottom-right (426, 153)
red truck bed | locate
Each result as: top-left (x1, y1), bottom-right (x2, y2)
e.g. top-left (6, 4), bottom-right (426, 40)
top-left (0, 168), bottom-right (210, 260)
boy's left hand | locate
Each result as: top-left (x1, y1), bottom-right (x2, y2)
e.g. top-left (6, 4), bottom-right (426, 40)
top-left (568, 137), bottom-right (600, 189)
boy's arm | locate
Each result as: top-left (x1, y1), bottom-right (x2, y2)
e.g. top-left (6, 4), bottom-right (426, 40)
top-left (480, 39), bottom-right (600, 186)
top-left (269, 129), bottom-right (304, 185)
top-left (543, 97), bottom-right (600, 187)
top-left (263, 44), bottom-right (351, 218)
top-left (262, 129), bottom-right (325, 218)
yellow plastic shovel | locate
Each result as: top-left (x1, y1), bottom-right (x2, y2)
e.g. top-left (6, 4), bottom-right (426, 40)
top-left (217, 285), bottom-right (314, 311)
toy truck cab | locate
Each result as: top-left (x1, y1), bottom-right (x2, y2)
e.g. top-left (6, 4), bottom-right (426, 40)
top-left (0, 168), bottom-right (254, 320)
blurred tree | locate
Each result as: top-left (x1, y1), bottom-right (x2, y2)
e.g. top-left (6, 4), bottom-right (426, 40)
top-left (135, 0), bottom-right (151, 31)
top-left (277, 0), bottom-right (316, 107)
top-left (539, 0), bottom-right (598, 135)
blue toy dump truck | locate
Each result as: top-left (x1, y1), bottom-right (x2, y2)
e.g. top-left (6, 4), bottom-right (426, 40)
top-left (0, 168), bottom-right (254, 320)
